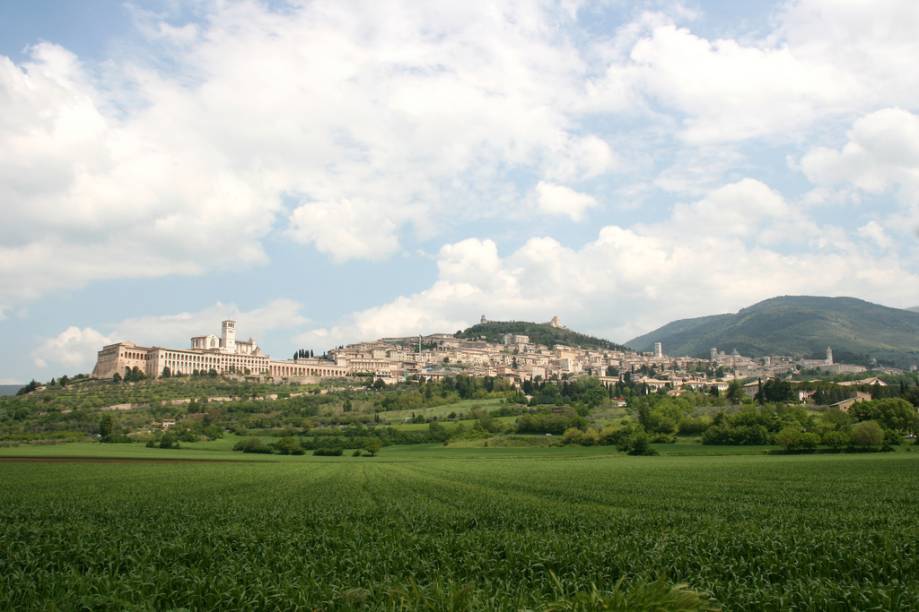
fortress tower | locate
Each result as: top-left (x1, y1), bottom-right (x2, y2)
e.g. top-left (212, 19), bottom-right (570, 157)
top-left (221, 320), bottom-right (237, 354)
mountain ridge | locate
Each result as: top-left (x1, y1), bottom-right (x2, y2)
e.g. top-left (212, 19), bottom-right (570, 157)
top-left (627, 296), bottom-right (919, 367)
top-left (0, 384), bottom-right (23, 397)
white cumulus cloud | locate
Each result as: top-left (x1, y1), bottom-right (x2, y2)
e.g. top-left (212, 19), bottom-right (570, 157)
top-left (0, 1), bottom-right (607, 311)
top-left (801, 108), bottom-right (919, 239)
top-left (534, 182), bottom-right (598, 221)
top-left (4, 0), bottom-right (919, 329)
top-left (297, 178), bottom-right (919, 347)
top-left (32, 327), bottom-right (113, 370)
top-left (591, 0), bottom-right (919, 143)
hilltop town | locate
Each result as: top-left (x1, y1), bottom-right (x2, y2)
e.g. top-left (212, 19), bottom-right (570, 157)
top-left (91, 315), bottom-right (883, 394)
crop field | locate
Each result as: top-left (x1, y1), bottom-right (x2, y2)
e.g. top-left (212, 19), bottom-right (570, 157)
top-left (1, 447), bottom-right (918, 610)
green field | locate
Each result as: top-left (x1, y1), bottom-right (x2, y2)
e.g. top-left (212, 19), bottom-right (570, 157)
top-left (379, 398), bottom-right (507, 422)
top-left (2, 445), bottom-right (918, 610)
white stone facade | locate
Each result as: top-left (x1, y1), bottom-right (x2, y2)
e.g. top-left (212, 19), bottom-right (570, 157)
top-left (91, 320), bottom-right (346, 380)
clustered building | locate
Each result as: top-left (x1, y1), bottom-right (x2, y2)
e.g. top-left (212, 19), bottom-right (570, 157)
top-left (92, 317), bottom-right (866, 390)
top-left (708, 344), bottom-right (866, 376)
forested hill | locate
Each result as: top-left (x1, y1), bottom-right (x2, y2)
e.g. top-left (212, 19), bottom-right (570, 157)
top-left (627, 296), bottom-right (919, 367)
top-left (455, 321), bottom-right (628, 351)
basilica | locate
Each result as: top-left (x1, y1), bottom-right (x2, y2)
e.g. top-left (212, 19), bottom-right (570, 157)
top-left (91, 320), bottom-right (347, 381)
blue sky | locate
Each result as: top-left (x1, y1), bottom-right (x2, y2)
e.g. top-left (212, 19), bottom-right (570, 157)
top-left (1, 0), bottom-right (918, 383)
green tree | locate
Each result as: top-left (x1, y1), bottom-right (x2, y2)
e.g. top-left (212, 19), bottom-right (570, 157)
top-left (821, 430), bottom-right (850, 450)
top-left (774, 426), bottom-right (818, 452)
top-left (869, 398), bottom-right (918, 434)
top-left (563, 427), bottom-right (587, 445)
top-left (16, 380), bottom-right (40, 395)
top-left (159, 432), bottom-right (179, 449)
top-left (851, 398), bottom-right (918, 436)
top-left (233, 437), bottom-right (272, 454)
top-left (850, 420), bottom-right (884, 448)
top-left (617, 430), bottom-right (658, 456)
top-left (428, 421), bottom-right (449, 443)
top-left (274, 437), bottom-right (304, 455)
top-left (98, 414), bottom-right (114, 442)
top-left (364, 438), bottom-right (383, 456)
top-left (726, 380), bottom-right (744, 404)
top-left (823, 407), bottom-right (852, 431)
top-left (757, 379), bottom-right (794, 403)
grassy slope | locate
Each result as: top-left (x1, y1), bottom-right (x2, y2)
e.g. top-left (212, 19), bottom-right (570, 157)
top-left (628, 295), bottom-right (919, 365)
top-left (0, 439), bottom-right (276, 461)
top-left (1, 448), bottom-right (917, 610)
top-left (0, 376), bottom-right (315, 412)
top-left (379, 397), bottom-right (505, 421)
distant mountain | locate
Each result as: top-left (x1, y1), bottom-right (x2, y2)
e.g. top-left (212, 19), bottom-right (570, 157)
top-left (456, 320), bottom-right (628, 351)
top-left (627, 296), bottom-right (919, 367)
top-left (0, 384), bottom-right (23, 397)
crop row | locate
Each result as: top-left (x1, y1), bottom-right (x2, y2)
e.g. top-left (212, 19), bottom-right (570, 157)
top-left (1, 452), bottom-right (917, 610)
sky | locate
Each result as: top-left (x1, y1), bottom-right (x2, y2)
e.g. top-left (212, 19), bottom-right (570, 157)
top-left (1, 0), bottom-right (918, 383)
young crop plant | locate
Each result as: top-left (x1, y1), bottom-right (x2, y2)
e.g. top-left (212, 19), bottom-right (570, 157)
top-left (1, 446), bottom-right (918, 609)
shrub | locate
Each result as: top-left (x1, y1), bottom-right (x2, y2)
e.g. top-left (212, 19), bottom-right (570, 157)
top-left (773, 427), bottom-right (819, 452)
top-left (158, 432), bottom-right (180, 449)
top-left (562, 425), bottom-right (626, 447)
top-left (851, 398), bottom-right (918, 435)
top-left (850, 420), bottom-right (884, 448)
top-left (677, 416), bottom-right (709, 435)
top-left (233, 437), bottom-right (272, 454)
top-left (273, 436), bottom-right (304, 455)
top-left (563, 427), bottom-right (591, 446)
top-left (313, 448), bottom-right (343, 456)
top-left (516, 409), bottom-right (584, 435)
top-left (617, 431), bottom-right (658, 456)
top-left (821, 430), bottom-right (850, 450)
top-left (702, 424), bottom-right (769, 445)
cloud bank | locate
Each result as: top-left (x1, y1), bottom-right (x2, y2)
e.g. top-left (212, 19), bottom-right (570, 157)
top-left (3, 0), bottom-right (919, 378)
